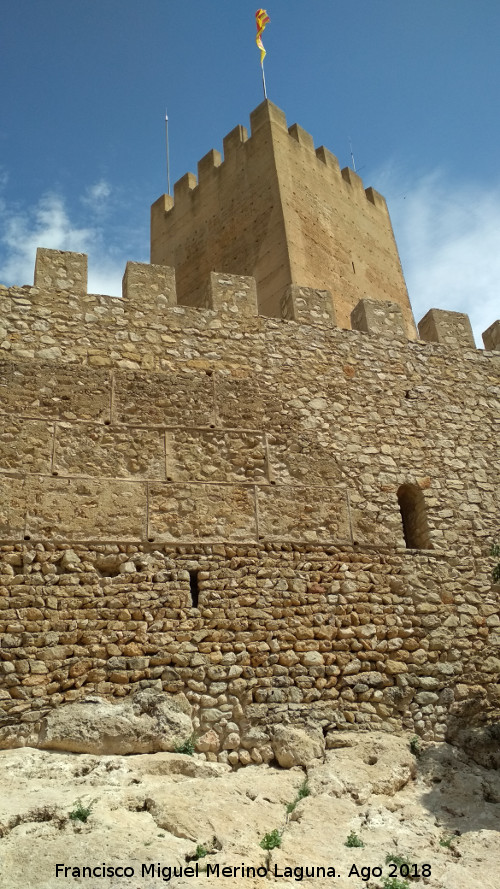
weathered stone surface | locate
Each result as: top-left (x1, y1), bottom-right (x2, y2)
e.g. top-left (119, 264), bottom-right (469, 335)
top-left (54, 424), bottom-right (166, 479)
top-left (25, 477), bottom-right (147, 540)
top-left (37, 690), bottom-right (193, 754)
top-left (0, 736), bottom-right (499, 889)
top-left (272, 724), bottom-right (325, 768)
top-left (310, 731), bottom-right (416, 801)
top-left (148, 483), bottom-right (256, 541)
top-left (257, 485), bottom-right (350, 542)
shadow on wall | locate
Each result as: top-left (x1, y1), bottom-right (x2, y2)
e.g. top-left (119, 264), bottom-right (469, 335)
top-left (417, 739), bottom-right (500, 837)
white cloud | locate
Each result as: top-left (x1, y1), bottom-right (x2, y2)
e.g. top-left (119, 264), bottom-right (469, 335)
top-left (0, 186), bottom-right (134, 296)
top-left (81, 179), bottom-right (112, 212)
top-left (380, 167), bottom-right (500, 347)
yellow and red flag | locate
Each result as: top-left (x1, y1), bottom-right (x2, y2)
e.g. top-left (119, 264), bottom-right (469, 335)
top-left (255, 9), bottom-right (270, 65)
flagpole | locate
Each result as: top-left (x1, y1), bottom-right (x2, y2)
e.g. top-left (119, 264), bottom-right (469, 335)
top-left (165, 110), bottom-right (171, 196)
top-left (261, 63), bottom-right (267, 100)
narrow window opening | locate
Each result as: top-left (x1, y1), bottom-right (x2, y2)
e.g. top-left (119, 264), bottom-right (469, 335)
top-left (397, 483), bottom-right (431, 549)
top-left (352, 261), bottom-right (356, 273)
top-left (189, 570), bottom-right (200, 608)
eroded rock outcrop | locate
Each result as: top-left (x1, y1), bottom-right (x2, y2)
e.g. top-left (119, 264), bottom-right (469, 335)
top-left (0, 732), bottom-right (498, 889)
top-left (37, 689), bottom-right (193, 755)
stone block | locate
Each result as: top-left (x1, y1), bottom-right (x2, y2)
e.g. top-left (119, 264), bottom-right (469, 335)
top-left (0, 419), bottom-right (52, 474)
top-left (281, 285), bottom-right (336, 326)
top-left (222, 126), bottom-right (248, 158)
top-left (0, 362), bottom-right (111, 423)
top-left (198, 148), bottom-right (223, 180)
top-left (315, 145), bottom-right (341, 174)
top-left (351, 299), bottom-right (406, 338)
top-left (122, 262), bottom-right (177, 311)
top-left (288, 123), bottom-right (315, 151)
top-left (165, 429), bottom-right (267, 483)
top-left (267, 431), bottom-right (344, 486)
top-left (173, 172), bottom-right (197, 202)
top-left (150, 194), bottom-right (174, 247)
top-left (482, 320), bottom-right (500, 351)
top-left (249, 99), bottom-right (288, 135)
top-left (341, 167), bottom-right (366, 195)
top-left (350, 495), bottom-right (406, 548)
top-left (114, 369), bottom-right (215, 426)
top-left (54, 424), bottom-right (166, 479)
top-left (0, 476), bottom-right (26, 539)
top-left (257, 485), bottom-right (350, 542)
top-left (207, 272), bottom-right (258, 318)
top-left (215, 372), bottom-right (304, 432)
top-left (418, 309), bottom-right (475, 348)
top-left (148, 483), bottom-right (256, 542)
top-left (34, 248), bottom-right (87, 293)
top-left (25, 478), bottom-right (146, 540)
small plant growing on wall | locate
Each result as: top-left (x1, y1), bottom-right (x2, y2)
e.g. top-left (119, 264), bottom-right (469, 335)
top-left (174, 734), bottom-right (196, 756)
top-left (409, 736), bottom-right (421, 757)
top-left (381, 878), bottom-right (411, 889)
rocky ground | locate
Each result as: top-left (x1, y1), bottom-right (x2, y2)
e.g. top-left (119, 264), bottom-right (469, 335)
top-left (0, 732), bottom-right (498, 889)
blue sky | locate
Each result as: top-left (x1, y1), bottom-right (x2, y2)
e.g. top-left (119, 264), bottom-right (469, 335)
top-left (1, 1), bottom-right (499, 344)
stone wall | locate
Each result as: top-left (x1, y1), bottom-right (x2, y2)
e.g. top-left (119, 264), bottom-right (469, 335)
top-left (0, 540), bottom-right (498, 764)
top-left (0, 249), bottom-right (499, 759)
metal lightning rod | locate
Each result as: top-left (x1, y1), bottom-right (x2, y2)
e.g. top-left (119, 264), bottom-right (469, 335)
top-left (165, 109), bottom-right (171, 196)
top-left (349, 137), bottom-right (357, 173)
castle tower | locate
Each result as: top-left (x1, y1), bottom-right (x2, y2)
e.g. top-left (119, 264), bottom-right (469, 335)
top-left (151, 100), bottom-right (417, 335)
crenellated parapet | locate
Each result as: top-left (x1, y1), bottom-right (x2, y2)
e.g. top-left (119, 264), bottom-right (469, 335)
top-left (1, 249), bottom-right (499, 367)
top-left (281, 285), bottom-right (337, 326)
top-left (35, 247), bottom-right (88, 293)
top-left (123, 261), bottom-right (177, 312)
top-left (0, 249), bottom-right (499, 753)
top-left (418, 308), bottom-right (476, 349)
top-left (350, 299), bottom-right (406, 339)
top-left (482, 320), bottom-right (500, 351)
top-left (151, 100), bottom-right (417, 336)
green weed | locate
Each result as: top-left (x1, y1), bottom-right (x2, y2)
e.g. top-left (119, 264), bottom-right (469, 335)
top-left (381, 879), bottom-right (411, 889)
top-left (174, 734), bottom-right (196, 756)
top-left (439, 835), bottom-right (458, 848)
top-left (385, 854), bottom-right (413, 869)
top-left (286, 778), bottom-right (311, 814)
top-left (409, 736), bottom-right (421, 757)
top-left (259, 829), bottom-right (282, 850)
top-left (344, 830), bottom-right (364, 848)
top-left (69, 799), bottom-right (95, 823)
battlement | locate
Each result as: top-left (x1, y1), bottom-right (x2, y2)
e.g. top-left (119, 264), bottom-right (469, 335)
top-left (157, 102), bottom-right (386, 219)
top-left (151, 100), bottom-right (417, 332)
top-left (1, 249), bottom-right (498, 369)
